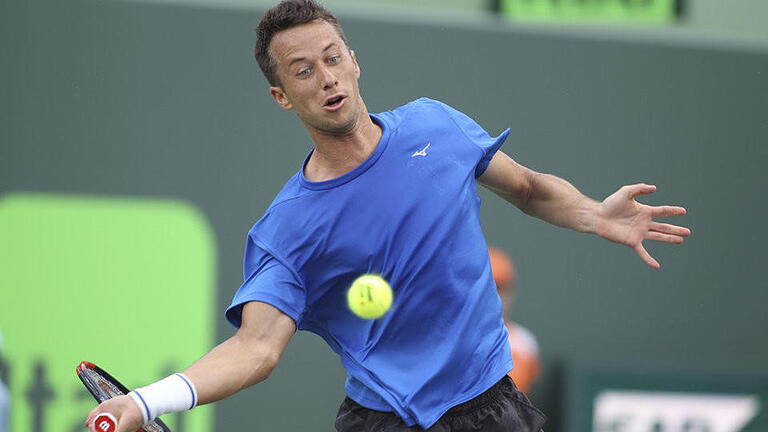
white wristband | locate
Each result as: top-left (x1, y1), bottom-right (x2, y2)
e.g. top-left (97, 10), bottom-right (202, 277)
top-left (128, 373), bottom-right (198, 424)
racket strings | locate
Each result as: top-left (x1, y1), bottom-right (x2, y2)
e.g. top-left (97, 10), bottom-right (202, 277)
top-left (81, 368), bottom-right (123, 401)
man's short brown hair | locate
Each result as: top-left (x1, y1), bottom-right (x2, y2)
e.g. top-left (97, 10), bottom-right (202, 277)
top-left (255, 0), bottom-right (350, 87)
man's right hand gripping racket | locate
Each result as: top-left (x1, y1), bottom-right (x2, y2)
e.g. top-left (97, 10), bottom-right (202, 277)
top-left (77, 361), bottom-right (172, 432)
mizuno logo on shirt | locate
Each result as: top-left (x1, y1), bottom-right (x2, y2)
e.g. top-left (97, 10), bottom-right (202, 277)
top-left (412, 142), bottom-right (430, 157)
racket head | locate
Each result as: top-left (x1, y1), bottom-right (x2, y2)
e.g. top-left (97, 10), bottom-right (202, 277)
top-left (77, 361), bottom-right (173, 432)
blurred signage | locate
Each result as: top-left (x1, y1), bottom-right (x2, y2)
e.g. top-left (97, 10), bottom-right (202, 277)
top-left (594, 390), bottom-right (760, 432)
top-left (567, 368), bottom-right (768, 432)
top-left (0, 194), bottom-right (215, 432)
top-left (501, 0), bottom-right (680, 23)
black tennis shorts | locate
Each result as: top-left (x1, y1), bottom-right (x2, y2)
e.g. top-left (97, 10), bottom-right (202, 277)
top-left (335, 376), bottom-right (546, 431)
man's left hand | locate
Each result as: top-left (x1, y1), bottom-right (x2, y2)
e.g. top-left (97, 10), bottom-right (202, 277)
top-left (595, 183), bottom-right (690, 269)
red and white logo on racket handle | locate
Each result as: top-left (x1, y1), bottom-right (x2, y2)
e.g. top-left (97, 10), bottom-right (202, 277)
top-left (92, 413), bottom-right (117, 432)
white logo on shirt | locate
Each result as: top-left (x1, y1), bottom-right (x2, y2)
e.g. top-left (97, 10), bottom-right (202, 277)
top-left (411, 142), bottom-right (430, 157)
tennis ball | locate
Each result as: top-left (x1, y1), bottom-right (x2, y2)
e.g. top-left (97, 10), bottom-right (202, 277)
top-left (347, 274), bottom-right (393, 319)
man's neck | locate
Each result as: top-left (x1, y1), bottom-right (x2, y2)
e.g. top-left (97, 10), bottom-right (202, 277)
top-left (303, 103), bottom-right (382, 183)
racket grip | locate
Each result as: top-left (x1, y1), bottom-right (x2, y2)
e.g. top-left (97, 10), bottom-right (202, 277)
top-left (92, 413), bottom-right (117, 432)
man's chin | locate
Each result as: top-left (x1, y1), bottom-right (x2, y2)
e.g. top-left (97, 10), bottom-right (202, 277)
top-left (312, 114), bottom-right (359, 136)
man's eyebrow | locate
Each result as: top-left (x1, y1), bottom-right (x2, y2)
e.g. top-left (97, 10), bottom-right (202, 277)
top-left (287, 43), bottom-right (340, 67)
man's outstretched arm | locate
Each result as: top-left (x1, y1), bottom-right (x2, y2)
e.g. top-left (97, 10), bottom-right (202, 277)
top-left (84, 301), bottom-right (296, 432)
top-left (478, 151), bottom-right (691, 268)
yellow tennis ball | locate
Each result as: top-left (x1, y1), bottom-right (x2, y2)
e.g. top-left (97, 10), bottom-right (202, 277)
top-left (347, 274), bottom-right (393, 319)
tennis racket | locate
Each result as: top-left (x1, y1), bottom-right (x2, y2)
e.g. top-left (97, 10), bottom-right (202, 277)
top-left (77, 361), bottom-right (172, 432)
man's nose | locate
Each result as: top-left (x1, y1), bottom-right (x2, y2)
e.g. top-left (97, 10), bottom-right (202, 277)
top-left (320, 66), bottom-right (338, 90)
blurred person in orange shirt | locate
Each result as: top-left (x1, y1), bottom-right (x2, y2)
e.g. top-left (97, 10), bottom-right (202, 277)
top-left (488, 246), bottom-right (541, 395)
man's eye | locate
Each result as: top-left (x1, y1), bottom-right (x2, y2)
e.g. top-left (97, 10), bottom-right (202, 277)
top-left (297, 68), bottom-right (311, 77)
top-left (328, 56), bottom-right (340, 64)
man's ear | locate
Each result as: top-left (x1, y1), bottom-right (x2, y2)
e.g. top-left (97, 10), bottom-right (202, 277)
top-left (270, 85), bottom-right (293, 110)
top-left (350, 49), bottom-right (360, 79)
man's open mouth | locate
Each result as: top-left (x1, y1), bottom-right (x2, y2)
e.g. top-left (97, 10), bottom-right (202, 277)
top-left (324, 95), bottom-right (345, 109)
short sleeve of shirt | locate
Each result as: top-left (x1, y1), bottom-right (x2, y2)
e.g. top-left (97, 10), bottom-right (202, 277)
top-left (225, 236), bottom-right (306, 328)
top-left (430, 99), bottom-right (510, 178)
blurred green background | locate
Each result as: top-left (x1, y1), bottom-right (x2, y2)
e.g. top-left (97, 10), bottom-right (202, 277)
top-left (1, 0), bottom-right (767, 430)
top-left (0, 194), bottom-right (215, 432)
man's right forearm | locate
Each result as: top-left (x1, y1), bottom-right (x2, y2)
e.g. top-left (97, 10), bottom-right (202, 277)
top-left (182, 331), bottom-right (280, 405)
top-left (183, 302), bottom-right (296, 405)
top-left (85, 302), bottom-right (296, 430)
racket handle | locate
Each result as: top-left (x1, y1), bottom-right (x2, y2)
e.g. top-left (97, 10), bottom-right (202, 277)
top-left (92, 413), bottom-right (117, 432)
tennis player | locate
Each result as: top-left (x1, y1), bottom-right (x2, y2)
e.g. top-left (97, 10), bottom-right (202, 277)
top-left (84, 1), bottom-right (690, 431)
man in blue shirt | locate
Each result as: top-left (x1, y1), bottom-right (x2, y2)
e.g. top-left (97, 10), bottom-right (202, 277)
top-left (85, 1), bottom-right (690, 431)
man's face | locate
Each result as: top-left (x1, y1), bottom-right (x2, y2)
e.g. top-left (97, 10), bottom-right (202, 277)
top-left (268, 20), bottom-right (362, 135)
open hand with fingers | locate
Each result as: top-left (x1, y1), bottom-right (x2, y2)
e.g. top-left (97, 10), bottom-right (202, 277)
top-left (595, 183), bottom-right (690, 268)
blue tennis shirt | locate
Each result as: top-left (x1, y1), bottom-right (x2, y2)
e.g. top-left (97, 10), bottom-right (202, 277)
top-left (226, 98), bottom-right (513, 428)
